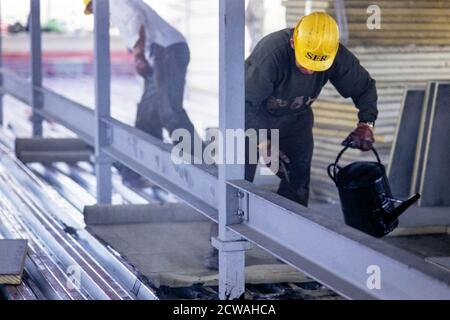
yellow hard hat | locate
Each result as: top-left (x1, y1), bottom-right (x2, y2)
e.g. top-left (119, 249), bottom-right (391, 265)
top-left (83, 0), bottom-right (92, 15)
top-left (293, 12), bottom-right (339, 72)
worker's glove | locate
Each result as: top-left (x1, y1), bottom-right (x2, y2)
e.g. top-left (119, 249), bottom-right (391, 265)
top-left (258, 140), bottom-right (291, 177)
top-left (342, 123), bottom-right (375, 151)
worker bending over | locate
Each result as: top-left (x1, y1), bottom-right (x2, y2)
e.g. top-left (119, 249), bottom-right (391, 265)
top-left (204, 12), bottom-right (378, 269)
top-left (83, 0), bottom-right (202, 187)
top-left (246, 11), bottom-right (377, 207)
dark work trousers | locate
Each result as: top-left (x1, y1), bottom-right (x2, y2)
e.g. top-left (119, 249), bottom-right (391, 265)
top-left (245, 107), bottom-right (314, 207)
top-left (120, 42), bottom-right (201, 181)
top-left (135, 42), bottom-right (197, 141)
top-left (209, 108), bottom-right (314, 245)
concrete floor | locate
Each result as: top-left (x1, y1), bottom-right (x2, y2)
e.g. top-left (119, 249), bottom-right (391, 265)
top-left (86, 204), bottom-right (312, 288)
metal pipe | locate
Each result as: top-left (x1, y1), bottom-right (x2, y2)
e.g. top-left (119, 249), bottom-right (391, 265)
top-left (217, 0), bottom-right (248, 300)
top-left (334, 0), bottom-right (349, 46)
top-left (30, 0), bottom-right (43, 136)
top-left (0, 0), bottom-right (3, 126)
top-left (93, 0), bottom-right (112, 204)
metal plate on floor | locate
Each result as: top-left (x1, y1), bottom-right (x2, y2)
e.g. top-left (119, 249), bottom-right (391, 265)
top-left (427, 257), bottom-right (450, 272)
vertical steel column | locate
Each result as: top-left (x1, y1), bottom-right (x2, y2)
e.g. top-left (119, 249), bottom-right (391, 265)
top-left (93, 0), bottom-right (112, 204)
top-left (334, 0), bottom-right (349, 46)
top-left (0, 0), bottom-right (3, 126)
top-left (30, 0), bottom-right (43, 136)
top-left (215, 0), bottom-right (249, 300)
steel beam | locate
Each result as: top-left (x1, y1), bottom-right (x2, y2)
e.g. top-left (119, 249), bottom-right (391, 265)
top-left (0, 70), bottom-right (94, 144)
top-left (0, 68), bottom-right (32, 103)
top-left (30, 0), bottom-right (43, 137)
top-left (216, 0), bottom-right (248, 300)
top-left (411, 81), bottom-right (436, 196)
top-left (419, 82), bottom-right (450, 206)
top-left (101, 118), bottom-right (218, 219)
top-left (334, 0), bottom-right (349, 45)
top-left (0, 1), bottom-right (3, 126)
top-left (227, 179), bottom-right (450, 300)
top-left (93, 0), bottom-right (112, 204)
top-left (388, 88), bottom-right (425, 197)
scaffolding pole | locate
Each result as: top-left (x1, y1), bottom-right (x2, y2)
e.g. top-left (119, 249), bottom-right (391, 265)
top-left (0, 0), bottom-right (3, 126)
top-left (215, 0), bottom-right (250, 300)
top-left (30, 0), bottom-right (43, 136)
top-left (93, 0), bottom-right (112, 204)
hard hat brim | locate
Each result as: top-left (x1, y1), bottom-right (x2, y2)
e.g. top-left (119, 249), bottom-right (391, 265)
top-left (295, 47), bottom-right (337, 72)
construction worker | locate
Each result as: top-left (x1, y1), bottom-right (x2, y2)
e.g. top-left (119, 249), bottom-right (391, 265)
top-left (83, 0), bottom-right (202, 187)
top-left (204, 12), bottom-right (378, 270)
top-left (245, 11), bottom-right (377, 206)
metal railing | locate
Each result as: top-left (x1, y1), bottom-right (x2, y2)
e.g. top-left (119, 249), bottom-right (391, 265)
top-left (0, 0), bottom-right (449, 300)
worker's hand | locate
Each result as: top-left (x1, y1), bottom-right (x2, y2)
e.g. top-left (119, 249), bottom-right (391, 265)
top-left (342, 123), bottom-right (375, 151)
top-left (258, 139), bottom-right (290, 169)
top-left (134, 52), bottom-right (152, 78)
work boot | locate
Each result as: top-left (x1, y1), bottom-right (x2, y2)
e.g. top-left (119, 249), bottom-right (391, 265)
top-left (203, 248), bottom-right (219, 271)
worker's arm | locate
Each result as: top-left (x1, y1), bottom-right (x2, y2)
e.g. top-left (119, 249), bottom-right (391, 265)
top-left (246, 55), bottom-right (291, 164)
top-left (329, 44), bottom-right (378, 124)
top-left (109, 0), bottom-right (151, 77)
top-left (330, 45), bottom-right (377, 151)
top-left (245, 55), bottom-right (278, 131)
top-left (132, 26), bottom-right (152, 77)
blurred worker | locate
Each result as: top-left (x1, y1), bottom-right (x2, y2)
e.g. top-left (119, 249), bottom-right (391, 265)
top-left (84, 0), bottom-right (202, 187)
top-left (204, 12), bottom-right (378, 270)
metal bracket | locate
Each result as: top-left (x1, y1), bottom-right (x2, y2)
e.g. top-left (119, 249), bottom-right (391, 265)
top-left (228, 184), bottom-right (249, 223)
top-left (105, 122), bottom-right (114, 145)
top-left (235, 189), bottom-right (249, 222)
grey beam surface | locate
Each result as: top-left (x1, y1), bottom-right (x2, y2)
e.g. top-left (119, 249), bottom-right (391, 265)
top-left (227, 179), bottom-right (450, 300)
top-left (334, 0), bottom-right (349, 45)
top-left (0, 68), bottom-right (32, 104)
top-left (388, 88), bottom-right (425, 197)
top-left (0, 70), bottom-right (95, 144)
top-left (101, 117), bottom-right (218, 220)
top-left (30, 0), bottom-right (43, 137)
top-left (419, 82), bottom-right (450, 206)
top-left (411, 81), bottom-right (436, 196)
top-left (93, 0), bottom-right (112, 204)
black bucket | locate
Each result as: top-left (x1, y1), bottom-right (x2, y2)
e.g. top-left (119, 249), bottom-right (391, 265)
top-left (328, 146), bottom-right (420, 237)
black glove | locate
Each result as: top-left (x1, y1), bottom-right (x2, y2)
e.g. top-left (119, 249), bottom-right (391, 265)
top-left (342, 123), bottom-right (375, 151)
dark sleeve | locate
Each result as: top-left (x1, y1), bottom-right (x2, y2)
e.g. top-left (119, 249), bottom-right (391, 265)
top-left (329, 45), bottom-right (378, 123)
top-left (245, 54), bottom-right (278, 130)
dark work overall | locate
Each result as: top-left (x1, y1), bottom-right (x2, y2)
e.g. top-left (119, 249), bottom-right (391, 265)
top-left (136, 42), bottom-right (197, 142)
top-left (245, 106), bottom-right (314, 207)
top-left (120, 42), bottom-right (200, 181)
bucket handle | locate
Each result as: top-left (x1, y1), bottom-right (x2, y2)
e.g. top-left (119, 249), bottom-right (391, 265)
top-left (327, 144), bottom-right (382, 183)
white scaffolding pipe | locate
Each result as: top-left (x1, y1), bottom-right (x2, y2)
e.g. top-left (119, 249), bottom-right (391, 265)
top-left (0, 0), bottom-right (3, 126)
top-left (93, 0), bottom-right (112, 204)
top-left (30, 0), bottom-right (43, 136)
top-left (216, 0), bottom-right (249, 300)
